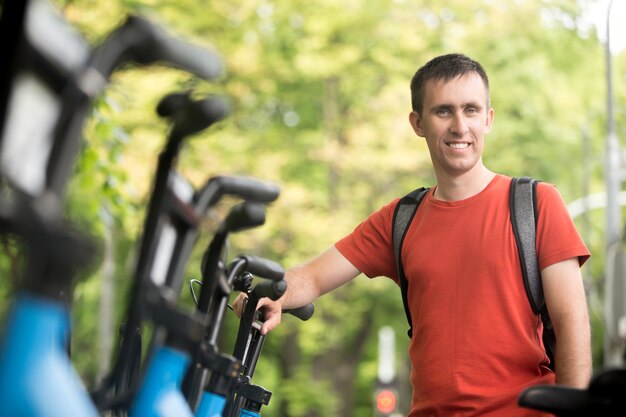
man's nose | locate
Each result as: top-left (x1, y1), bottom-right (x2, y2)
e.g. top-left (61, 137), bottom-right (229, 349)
top-left (449, 113), bottom-right (468, 135)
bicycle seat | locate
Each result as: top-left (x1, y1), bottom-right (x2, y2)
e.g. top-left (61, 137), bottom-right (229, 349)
top-left (518, 368), bottom-right (626, 417)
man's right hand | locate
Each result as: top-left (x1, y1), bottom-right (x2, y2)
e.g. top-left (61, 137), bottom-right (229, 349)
top-left (232, 246), bottom-right (360, 335)
top-left (232, 291), bottom-right (283, 335)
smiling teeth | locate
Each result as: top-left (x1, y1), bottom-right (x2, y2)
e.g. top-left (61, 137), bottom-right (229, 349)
top-left (449, 143), bottom-right (469, 149)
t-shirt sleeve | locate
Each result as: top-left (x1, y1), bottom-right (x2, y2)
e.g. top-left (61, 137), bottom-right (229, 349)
top-left (536, 183), bottom-right (590, 271)
top-left (335, 198), bottom-right (400, 280)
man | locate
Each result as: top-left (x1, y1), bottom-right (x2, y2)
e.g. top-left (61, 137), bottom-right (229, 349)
top-left (238, 53), bottom-right (591, 416)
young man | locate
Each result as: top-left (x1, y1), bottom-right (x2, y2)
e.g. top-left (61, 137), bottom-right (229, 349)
top-left (239, 53), bottom-right (591, 416)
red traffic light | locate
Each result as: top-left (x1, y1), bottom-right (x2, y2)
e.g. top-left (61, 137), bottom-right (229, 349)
top-left (375, 388), bottom-right (397, 414)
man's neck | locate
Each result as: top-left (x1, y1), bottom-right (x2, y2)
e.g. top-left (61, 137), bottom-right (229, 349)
top-left (433, 165), bottom-right (496, 202)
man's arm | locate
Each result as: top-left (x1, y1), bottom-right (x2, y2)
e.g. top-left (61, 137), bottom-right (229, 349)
top-left (542, 257), bottom-right (592, 387)
top-left (239, 246), bottom-right (361, 334)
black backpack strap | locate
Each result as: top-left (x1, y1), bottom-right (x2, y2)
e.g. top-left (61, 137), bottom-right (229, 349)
top-left (510, 177), bottom-right (555, 369)
top-left (392, 187), bottom-right (429, 339)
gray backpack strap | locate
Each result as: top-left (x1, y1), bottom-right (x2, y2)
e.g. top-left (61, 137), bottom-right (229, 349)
top-left (510, 177), bottom-right (555, 370)
top-left (510, 177), bottom-right (543, 312)
top-left (392, 187), bottom-right (429, 338)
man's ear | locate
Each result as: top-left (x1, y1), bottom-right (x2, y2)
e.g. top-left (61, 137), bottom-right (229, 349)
top-left (484, 107), bottom-right (494, 133)
top-left (409, 111), bottom-right (425, 137)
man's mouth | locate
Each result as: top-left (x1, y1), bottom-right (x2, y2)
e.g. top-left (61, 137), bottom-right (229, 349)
top-left (447, 142), bottom-right (470, 149)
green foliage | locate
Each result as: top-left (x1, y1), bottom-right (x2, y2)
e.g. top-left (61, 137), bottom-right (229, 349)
top-left (2, 0), bottom-right (624, 415)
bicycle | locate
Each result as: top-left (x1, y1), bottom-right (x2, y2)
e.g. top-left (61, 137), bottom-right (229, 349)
top-left (180, 201), bottom-right (285, 416)
top-left (0, 2), bottom-right (223, 416)
top-left (91, 90), bottom-right (281, 417)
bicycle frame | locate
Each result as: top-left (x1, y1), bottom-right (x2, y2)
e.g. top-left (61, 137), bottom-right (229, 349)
top-left (222, 278), bottom-right (314, 417)
top-left (184, 244), bottom-right (283, 415)
top-left (0, 295), bottom-right (98, 417)
top-left (0, 205), bottom-right (98, 417)
top-left (105, 93), bottom-right (280, 417)
top-left (128, 206), bottom-right (283, 417)
top-left (130, 345), bottom-right (196, 417)
top-left (96, 92), bottom-right (227, 412)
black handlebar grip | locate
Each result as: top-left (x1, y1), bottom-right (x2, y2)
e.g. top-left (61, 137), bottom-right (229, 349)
top-left (125, 16), bottom-right (222, 80)
top-left (219, 176), bottom-right (281, 203)
top-left (156, 92), bottom-right (191, 117)
top-left (170, 96), bottom-right (229, 138)
top-left (92, 15), bottom-right (222, 80)
top-left (156, 92), bottom-right (229, 134)
top-left (283, 303), bottom-right (314, 321)
top-left (240, 255), bottom-right (284, 281)
top-left (252, 280), bottom-right (287, 301)
top-left (195, 176), bottom-right (280, 213)
top-left (224, 202), bottom-right (266, 233)
top-left (518, 385), bottom-right (596, 414)
top-left (217, 176), bottom-right (281, 204)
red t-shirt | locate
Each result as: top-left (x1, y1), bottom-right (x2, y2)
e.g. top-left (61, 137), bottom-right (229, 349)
top-left (336, 175), bottom-right (589, 417)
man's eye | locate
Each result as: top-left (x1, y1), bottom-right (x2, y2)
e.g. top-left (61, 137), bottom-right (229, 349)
top-left (436, 108), bottom-right (450, 116)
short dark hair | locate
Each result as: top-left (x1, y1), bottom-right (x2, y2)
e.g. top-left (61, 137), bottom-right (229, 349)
top-left (410, 53), bottom-right (490, 114)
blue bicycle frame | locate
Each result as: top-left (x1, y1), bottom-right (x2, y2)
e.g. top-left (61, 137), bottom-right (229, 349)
top-left (130, 345), bottom-right (194, 417)
top-left (239, 409), bottom-right (261, 417)
top-left (196, 390), bottom-right (228, 417)
top-left (0, 293), bottom-right (99, 417)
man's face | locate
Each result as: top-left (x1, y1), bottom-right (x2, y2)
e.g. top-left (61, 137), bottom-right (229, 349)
top-left (409, 73), bottom-right (494, 178)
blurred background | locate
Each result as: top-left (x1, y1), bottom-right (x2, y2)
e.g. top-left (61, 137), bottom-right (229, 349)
top-left (0, 0), bottom-right (625, 416)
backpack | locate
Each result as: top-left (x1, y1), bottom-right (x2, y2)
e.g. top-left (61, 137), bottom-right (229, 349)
top-left (391, 177), bottom-right (556, 371)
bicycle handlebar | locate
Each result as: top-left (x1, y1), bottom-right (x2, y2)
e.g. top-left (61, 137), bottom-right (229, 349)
top-left (518, 368), bottom-right (626, 416)
top-left (222, 202), bottom-right (267, 234)
top-left (47, 15), bottom-right (224, 197)
top-left (88, 15), bottom-right (222, 81)
top-left (196, 176), bottom-right (280, 212)
top-left (251, 280), bottom-right (287, 301)
top-left (518, 385), bottom-right (598, 416)
top-left (283, 304), bottom-right (315, 321)
top-left (157, 92), bottom-right (229, 139)
top-left (234, 256), bottom-right (284, 282)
